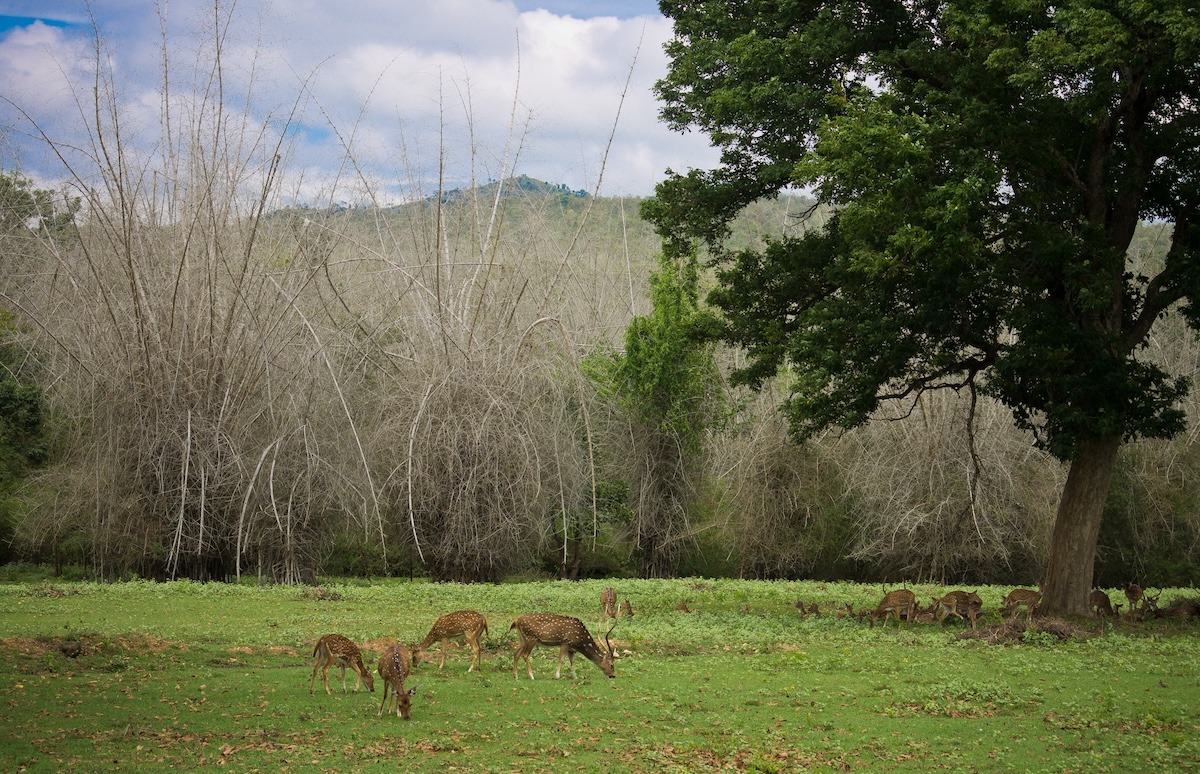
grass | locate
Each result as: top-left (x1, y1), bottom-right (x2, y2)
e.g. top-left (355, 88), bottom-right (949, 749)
top-left (0, 575), bottom-right (1198, 772)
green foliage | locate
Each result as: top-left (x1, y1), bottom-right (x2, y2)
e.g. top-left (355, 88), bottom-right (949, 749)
top-left (1, 578), bottom-right (1199, 772)
top-left (0, 170), bottom-right (79, 235)
top-left (647, 1), bottom-right (1200, 461)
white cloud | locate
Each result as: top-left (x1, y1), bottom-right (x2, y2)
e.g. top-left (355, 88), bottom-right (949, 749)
top-left (0, 1), bottom-right (720, 198)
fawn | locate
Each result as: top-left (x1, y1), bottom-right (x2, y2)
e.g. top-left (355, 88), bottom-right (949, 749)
top-left (869, 589), bottom-right (917, 627)
top-left (935, 590), bottom-right (984, 629)
top-left (999, 588), bottom-right (1041, 621)
top-left (413, 610), bottom-right (488, 672)
top-left (309, 634), bottom-right (375, 695)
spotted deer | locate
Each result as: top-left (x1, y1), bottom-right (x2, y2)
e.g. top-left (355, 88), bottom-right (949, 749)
top-left (377, 642), bottom-right (417, 719)
top-left (599, 587), bottom-right (617, 630)
top-left (936, 590), bottom-right (984, 629)
top-left (413, 610), bottom-right (488, 672)
top-left (309, 633), bottom-right (375, 695)
top-left (1000, 589), bottom-right (1041, 621)
top-left (510, 613), bottom-right (615, 680)
top-left (869, 589), bottom-right (917, 628)
top-left (619, 599), bottom-right (634, 619)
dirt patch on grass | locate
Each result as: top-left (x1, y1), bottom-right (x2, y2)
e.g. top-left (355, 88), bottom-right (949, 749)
top-left (0, 632), bottom-right (180, 658)
top-left (957, 617), bottom-right (1092, 644)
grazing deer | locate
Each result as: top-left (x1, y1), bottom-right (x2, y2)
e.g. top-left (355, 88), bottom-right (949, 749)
top-left (869, 589), bottom-right (917, 628)
top-left (677, 600), bottom-right (692, 613)
top-left (377, 642), bottom-right (417, 719)
top-left (1090, 589), bottom-right (1118, 618)
top-left (510, 613), bottom-right (615, 680)
top-left (413, 610), bottom-right (488, 673)
top-left (1124, 582), bottom-right (1143, 611)
top-left (935, 590), bottom-right (984, 629)
top-left (1000, 588), bottom-right (1042, 621)
top-left (309, 634), bottom-right (375, 695)
top-left (619, 599), bottom-right (634, 619)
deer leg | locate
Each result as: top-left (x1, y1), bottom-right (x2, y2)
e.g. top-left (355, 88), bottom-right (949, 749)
top-left (554, 644), bottom-right (569, 679)
top-left (378, 678), bottom-right (390, 717)
top-left (340, 663), bottom-right (349, 693)
top-left (466, 633), bottom-right (479, 672)
top-left (309, 653), bottom-right (322, 695)
top-left (438, 638), bottom-right (448, 670)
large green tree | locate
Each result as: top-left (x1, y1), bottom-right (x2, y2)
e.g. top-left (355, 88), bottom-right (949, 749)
top-left (644, 0), bottom-right (1200, 614)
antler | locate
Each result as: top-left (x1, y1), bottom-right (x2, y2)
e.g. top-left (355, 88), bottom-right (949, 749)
top-left (605, 620), bottom-right (616, 658)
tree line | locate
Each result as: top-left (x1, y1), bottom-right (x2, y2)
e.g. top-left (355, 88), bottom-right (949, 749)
top-left (1, 2), bottom-right (1198, 597)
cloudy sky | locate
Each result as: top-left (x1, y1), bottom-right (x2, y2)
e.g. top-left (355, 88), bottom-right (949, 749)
top-left (0, 1), bottom-right (720, 203)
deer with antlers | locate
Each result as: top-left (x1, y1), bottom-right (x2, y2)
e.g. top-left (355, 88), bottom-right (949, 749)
top-left (413, 610), bottom-right (488, 673)
top-left (510, 613), bottom-right (615, 680)
top-left (377, 642), bottom-right (417, 719)
top-left (309, 633), bottom-right (375, 695)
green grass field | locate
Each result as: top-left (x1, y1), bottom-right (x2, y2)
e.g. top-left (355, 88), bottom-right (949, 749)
top-left (0, 576), bottom-right (1197, 773)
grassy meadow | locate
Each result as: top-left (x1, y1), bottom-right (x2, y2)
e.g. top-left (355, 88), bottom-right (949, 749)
top-left (0, 575), bottom-right (1198, 773)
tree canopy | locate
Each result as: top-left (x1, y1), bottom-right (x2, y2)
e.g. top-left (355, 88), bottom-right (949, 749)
top-left (644, 0), bottom-right (1200, 614)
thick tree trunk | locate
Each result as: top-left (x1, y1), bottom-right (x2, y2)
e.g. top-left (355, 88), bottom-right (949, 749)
top-left (1039, 435), bottom-right (1121, 617)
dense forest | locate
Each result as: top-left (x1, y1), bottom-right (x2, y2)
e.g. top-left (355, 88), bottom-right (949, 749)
top-left (1, 167), bottom-right (1196, 587)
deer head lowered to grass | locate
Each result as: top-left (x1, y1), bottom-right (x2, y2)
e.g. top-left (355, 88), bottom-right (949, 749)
top-left (412, 610), bottom-right (488, 673)
top-left (509, 613), bottom-right (615, 680)
top-left (869, 589), bottom-right (917, 628)
top-left (309, 634), bottom-right (374, 695)
top-left (377, 642), bottom-right (417, 720)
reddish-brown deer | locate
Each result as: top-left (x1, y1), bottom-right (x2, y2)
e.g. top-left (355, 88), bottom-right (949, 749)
top-left (935, 590), bottom-right (984, 629)
top-left (1090, 589), bottom-right (1118, 618)
top-left (619, 599), bottom-right (634, 619)
top-left (309, 634), bottom-right (375, 695)
top-left (377, 642), bottom-right (417, 719)
top-left (1124, 582), bottom-right (1143, 612)
top-left (869, 589), bottom-right (917, 627)
top-left (413, 610), bottom-right (488, 673)
top-left (1000, 589), bottom-right (1041, 621)
top-left (509, 613), bottom-right (615, 680)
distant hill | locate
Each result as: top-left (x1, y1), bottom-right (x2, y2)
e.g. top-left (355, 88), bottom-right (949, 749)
top-left (434, 175), bottom-right (589, 204)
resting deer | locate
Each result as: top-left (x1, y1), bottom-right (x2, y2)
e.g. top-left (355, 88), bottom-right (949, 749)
top-left (935, 590), bottom-right (984, 629)
top-left (413, 610), bottom-right (488, 672)
top-left (510, 613), bottom-right (615, 680)
top-left (1000, 588), bottom-right (1041, 621)
top-left (869, 589), bottom-right (917, 628)
top-left (1128, 590), bottom-right (1161, 621)
top-left (309, 634), bottom-right (375, 695)
top-left (377, 642), bottom-right (417, 719)
top-left (912, 598), bottom-right (939, 624)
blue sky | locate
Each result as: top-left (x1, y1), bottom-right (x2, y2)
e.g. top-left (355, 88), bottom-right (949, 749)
top-left (0, 1), bottom-right (716, 201)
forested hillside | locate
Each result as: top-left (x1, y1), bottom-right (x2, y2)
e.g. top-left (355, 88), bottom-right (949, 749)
top-left (2, 165), bottom-right (1196, 587)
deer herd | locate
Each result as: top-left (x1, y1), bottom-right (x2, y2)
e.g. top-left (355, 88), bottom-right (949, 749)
top-left (310, 581), bottom-right (1182, 720)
